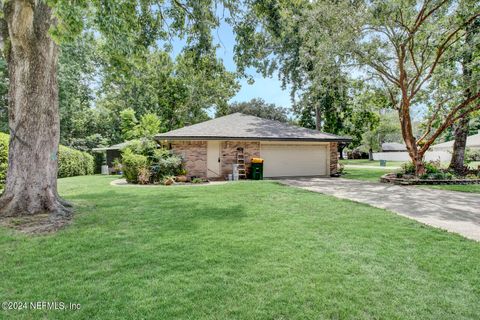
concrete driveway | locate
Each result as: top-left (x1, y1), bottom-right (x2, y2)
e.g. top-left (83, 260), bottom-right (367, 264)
top-left (280, 178), bottom-right (480, 241)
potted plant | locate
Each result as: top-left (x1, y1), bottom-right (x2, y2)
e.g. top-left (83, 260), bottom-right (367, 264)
top-left (163, 176), bottom-right (175, 186)
top-left (175, 169), bottom-right (188, 183)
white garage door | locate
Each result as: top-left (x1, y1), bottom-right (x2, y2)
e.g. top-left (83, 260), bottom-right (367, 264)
top-left (260, 144), bottom-right (328, 177)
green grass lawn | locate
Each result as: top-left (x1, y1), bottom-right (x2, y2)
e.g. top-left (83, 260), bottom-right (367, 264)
top-left (420, 184), bottom-right (480, 193)
top-left (340, 159), bottom-right (405, 167)
top-left (469, 161), bottom-right (480, 169)
top-left (342, 167), bottom-right (399, 182)
top-left (1, 176), bottom-right (479, 319)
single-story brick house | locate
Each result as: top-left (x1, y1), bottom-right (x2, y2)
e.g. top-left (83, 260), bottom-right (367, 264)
top-left (155, 113), bottom-right (351, 179)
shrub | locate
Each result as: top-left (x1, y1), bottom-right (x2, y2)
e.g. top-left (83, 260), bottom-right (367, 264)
top-left (465, 148), bottom-right (480, 163)
top-left (150, 153), bottom-right (183, 182)
top-left (137, 167), bottom-right (151, 185)
top-left (58, 145), bottom-right (95, 178)
top-left (121, 148), bottom-right (149, 183)
top-left (191, 177), bottom-right (204, 184)
top-left (424, 160), bottom-right (441, 174)
top-left (402, 160), bottom-right (441, 175)
top-left (0, 133), bottom-right (9, 182)
top-left (162, 175), bottom-right (175, 185)
top-left (419, 173), bottom-right (428, 179)
top-left (127, 139), bottom-right (158, 160)
top-left (401, 162), bottom-right (416, 174)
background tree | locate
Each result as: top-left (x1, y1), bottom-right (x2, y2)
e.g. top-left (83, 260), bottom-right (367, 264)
top-left (58, 32), bottom-right (98, 146)
top-left (448, 17), bottom-right (480, 173)
top-left (226, 98), bottom-right (289, 122)
top-left (360, 112), bottom-right (403, 160)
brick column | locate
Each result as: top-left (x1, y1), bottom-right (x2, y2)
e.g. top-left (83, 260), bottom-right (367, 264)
top-left (329, 142), bottom-right (338, 174)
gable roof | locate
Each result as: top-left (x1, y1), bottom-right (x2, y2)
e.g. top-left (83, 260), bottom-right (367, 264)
top-left (155, 113), bottom-right (351, 142)
top-left (381, 142), bottom-right (407, 151)
top-left (431, 132), bottom-right (480, 151)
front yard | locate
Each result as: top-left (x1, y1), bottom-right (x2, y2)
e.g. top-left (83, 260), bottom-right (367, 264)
top-left (1, 175), bottom-right (479, 319)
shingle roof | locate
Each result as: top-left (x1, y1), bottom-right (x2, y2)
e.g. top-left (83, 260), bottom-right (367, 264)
top-left (432, 132), bottom-right (480, 151)
top-left (92, 142), bottom-right (131, 152)
top-left (155, 113), bottom-right (351, 142)
top-left (92, 139), bottom-right (150, 152)
top-left (381, 142), bottom-right (407, 151)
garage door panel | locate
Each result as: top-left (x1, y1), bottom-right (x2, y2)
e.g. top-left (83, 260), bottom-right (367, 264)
top-left (260, 144), bottom-right (327, 177)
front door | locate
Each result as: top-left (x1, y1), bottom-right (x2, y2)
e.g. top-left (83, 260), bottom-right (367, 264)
top-left (207, 141), bottom-right (221, 178)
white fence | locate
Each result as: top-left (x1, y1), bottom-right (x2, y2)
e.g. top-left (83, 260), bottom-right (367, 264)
top-left (373, 151), bottom-right (452, 162)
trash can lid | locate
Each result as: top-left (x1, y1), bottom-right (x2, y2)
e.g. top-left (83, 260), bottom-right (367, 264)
top-left (251, 157), bottom-right (264, 163)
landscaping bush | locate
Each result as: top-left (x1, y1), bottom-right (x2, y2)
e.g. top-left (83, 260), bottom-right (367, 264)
top-left (127, 139), bottom-right (158, 159)
top-left (0, 132), bottom-right (9, 183)
top-left (401, 162), bottom-right (416, 174)
top-left (58, 145), bottom-right (95, 178)
top-left (465, 148), bottom-right (480, 163)
top-left (424, 160), bottom-right (441, 174)
top-left (120, 142), bottom-right (185, 184)
top-left (156, 155), bottom-right (182, 176)
top-left (121, 148), bottom-right (149, 183)
top-left (137, 167), bottom-right (151, 185)
top-left (402, 160), bottom-right (441, 175)
top-left (149, 148), bottom-right (183, 182)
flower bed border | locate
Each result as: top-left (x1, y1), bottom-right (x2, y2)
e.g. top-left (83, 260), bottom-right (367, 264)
top-left (380, 173), bottom-right (480, 186)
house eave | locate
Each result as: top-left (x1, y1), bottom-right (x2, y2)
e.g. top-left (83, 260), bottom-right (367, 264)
top-left (154, 136), bottom-right (352, 143)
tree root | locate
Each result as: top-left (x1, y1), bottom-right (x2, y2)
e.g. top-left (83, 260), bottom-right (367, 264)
top-left (0, 193), bottom-right (73, 234)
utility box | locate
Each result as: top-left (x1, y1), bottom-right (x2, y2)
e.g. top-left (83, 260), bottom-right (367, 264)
top-left (101, 165), bottom-right (109, 175)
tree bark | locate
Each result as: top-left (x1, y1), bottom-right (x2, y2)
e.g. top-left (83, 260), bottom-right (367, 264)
top-left (449, 116), bottom-right (469, 174)
top-left (315, 105), bottom-right (322, 131)
top-left (449, 19), bottom-right (476, 175)
top-left (0, 0), bottom-right (71, 218)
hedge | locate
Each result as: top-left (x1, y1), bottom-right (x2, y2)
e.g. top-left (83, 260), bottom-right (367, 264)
top-left (0, 133), bottom-right (94, 180)
top-left (57, 145), bottom-right (95, 178)
top-left (0, 133), bottom-right (8, 182)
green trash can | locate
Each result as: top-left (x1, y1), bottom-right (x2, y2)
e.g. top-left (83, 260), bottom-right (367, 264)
top-left (380, 160), bottom-right (387, 167)
top-left (251, 162), bottom-right (263, 180)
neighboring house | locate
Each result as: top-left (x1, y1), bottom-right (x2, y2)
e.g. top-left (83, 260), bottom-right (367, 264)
top-left (373, 140), bottom-right (453, 162)
top-left (155, 113), bottom-right (351, 179)
top-left (381, 142), bottom-right (407, 152)
top-left (431, 131), bottom-right (480, 151)
top-left (92, 141), bottom-right (131, 173)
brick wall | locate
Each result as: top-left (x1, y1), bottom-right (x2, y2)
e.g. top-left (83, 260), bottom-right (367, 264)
top-left (170, 140), bottom-right (337, 178)
top-left (170, 141), bottom-right (207, 178)
top-left (329, 142), bottom-right (338, 174)
top-left (220, 141), bottom-right (260, 178)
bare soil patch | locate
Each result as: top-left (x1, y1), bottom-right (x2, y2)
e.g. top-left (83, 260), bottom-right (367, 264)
top-left (0, 213), bottom-right (71, 235)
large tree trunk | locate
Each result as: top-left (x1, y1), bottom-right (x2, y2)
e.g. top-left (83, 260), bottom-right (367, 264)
top-left (399, 102), bottom-right (426, 176)
top-left (0, 1), bottom-right (71, 218)
top-left (449, 20), bottom-right (476, 175)
top-left (449, 116), bottom-right (469, 174)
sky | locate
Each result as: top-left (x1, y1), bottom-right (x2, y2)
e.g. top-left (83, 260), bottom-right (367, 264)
top-left (170, 14), bottom-right (293, 109)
